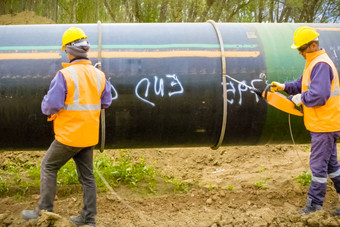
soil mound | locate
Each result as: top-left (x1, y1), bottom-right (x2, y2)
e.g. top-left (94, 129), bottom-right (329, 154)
top-left (0, 11), bottom-right (55, 25)
top-left (35, 211), bottom-right (74, 227)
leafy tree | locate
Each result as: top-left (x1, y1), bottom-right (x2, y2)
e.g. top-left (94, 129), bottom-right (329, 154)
top-left (1, 0), bottom-right (339, 23)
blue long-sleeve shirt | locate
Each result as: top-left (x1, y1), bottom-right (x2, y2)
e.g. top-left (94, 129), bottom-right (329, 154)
top-left (284, 62), bottom-right (334, 108)
top-left (41, 60), bottom-right (112, 115)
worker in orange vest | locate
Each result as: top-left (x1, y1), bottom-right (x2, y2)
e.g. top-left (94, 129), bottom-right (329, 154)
top-left (22, 27), bottom-right (112, 226)
top-left (272, 26), bottom-right (340, 215)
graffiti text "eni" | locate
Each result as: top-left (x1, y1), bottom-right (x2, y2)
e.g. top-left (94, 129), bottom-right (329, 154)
top-left (135, 74), bottom-right (184, 106)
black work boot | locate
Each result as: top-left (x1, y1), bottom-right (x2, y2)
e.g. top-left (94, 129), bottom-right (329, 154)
top-left (21, 209), bottom-right (39, 221)
top-left (334, 209), bottom-right (340, 216)
top-left (334, 194), bottom-right (340, 216)
top-left (298, 197), bottom-right (322, 215)
top-left (70, 215), bottom-right (96, 227)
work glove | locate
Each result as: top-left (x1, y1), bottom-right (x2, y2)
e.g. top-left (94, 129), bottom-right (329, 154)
top-left (291, 94), bottom-right (302, 106)
top-left (270, 82), bottom-right (285, 92)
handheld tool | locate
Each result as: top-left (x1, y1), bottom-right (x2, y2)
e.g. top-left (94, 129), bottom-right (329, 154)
top-left (225, 74), bottom-right (263, 96)
top-left (262, 84), bottom-right (303, 116)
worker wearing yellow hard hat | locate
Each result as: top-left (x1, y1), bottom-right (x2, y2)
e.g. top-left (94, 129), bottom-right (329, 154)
top-left (271, 26), bottom-right (340, 215)
top-left (290, 26), bottom-right (320, 50)
top-left (22, 27), bottom-right (112, 226)
top-left (61, 27), bottom-right (88, 51)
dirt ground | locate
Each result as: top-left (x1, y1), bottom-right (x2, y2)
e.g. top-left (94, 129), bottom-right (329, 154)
top-left (2, 145), bottom-right (340, 227)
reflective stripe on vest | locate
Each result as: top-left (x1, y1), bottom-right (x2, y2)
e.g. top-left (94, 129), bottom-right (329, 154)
top-left (63, 66), bottom-right (102, 111)
top-left (306, 55), bottom-right (340, 98)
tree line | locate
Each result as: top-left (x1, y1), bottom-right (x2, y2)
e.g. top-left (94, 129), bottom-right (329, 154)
top-left (1, 0), bottom-right (340, 23)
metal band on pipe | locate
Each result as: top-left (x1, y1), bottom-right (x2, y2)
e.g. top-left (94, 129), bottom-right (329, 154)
top-left (97, 20), bottom-right (106, 153)
top-left (207, 20), bottom-right (227, 150)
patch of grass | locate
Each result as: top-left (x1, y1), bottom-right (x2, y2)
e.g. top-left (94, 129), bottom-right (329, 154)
top-left (95, 153), bottom-right (157, 192)
top-left (163, 177), bottom-right (189, 194)
top-left (95, 153), bottom-right (191, 194)
top-left (227, 185), bottom-right (234, 191)
top-left (3, 162), bottom-right (20, 173)
top-left (28, 160), bottom-right (79, 186)
top-left (2, 151), bottom-right (193, 198)
top-left (254, 164), bottom-right (268, 190)
top-left (295, 171), bottom-right (311, 186)
top-left (57, 160), bottom-right (79, 185)
top-left (0, 176), bottom-right (9, 194)
top-left (254, 181), bottom-right (267, 190)
top-left (28, 165), bottom-right (41, 184)
top-left (259, 165), bottom-right (266, 174)
top-left (13, 192), bottom-right (23, 201)
top-left (17, 181), bottom-right (31, 196)
top-left (304, 146), bottom-right (311, 153)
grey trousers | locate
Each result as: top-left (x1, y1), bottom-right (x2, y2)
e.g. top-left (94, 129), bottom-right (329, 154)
top-left (38, 140), bottom-right (97, 221)
top-left (308, 131), bottom-right (340, 206)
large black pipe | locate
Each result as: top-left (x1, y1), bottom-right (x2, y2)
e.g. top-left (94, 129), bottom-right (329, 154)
top-left (0, 23), bottom-right (340, 149)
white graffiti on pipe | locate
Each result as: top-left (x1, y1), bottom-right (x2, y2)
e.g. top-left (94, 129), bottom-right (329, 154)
top-left (166, 74), bottom-right (184, 97)
top-left (225, 78), bottom-right (263, 105)
top-left (250, 79), bottom-right (263, 103)
top-left (154, 76), bottom-right (164, 97)
top-left (135, 78), bottom-right (154, 106)
top-left (135, 74), bottom-right (184, 106)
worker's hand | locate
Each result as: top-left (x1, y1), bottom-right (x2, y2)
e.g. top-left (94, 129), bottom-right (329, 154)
top-left (270, 82), bottom-right (285, 92)
top-left (291, 94), bottom-right (302, 106)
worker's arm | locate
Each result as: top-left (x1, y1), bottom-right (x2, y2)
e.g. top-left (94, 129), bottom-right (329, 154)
top-left (41, 72), bottom-right (67, 115)
top-left (101, 79), bottom-right (112, 109)
top-left (301, 62), bottom-right (333, 107)
top-left (284, 77), bottom-right (302, 95)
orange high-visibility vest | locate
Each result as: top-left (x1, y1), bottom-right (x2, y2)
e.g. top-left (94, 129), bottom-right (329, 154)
top-left (54, 60), bottom-right (106, 147)
top-left (301, 49), bottom-right (340, 132)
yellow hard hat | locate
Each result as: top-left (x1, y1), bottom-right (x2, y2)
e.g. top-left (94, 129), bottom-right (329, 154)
top-left (61, 27), bottom-right (88, 51)
top-left (291, 26), bottom-right (319, 49)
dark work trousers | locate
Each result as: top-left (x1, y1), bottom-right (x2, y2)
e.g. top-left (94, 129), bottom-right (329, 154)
top-left (38, 140), bottom-right (97, 222)
top-left (308, 131), bottom-right (340, 206)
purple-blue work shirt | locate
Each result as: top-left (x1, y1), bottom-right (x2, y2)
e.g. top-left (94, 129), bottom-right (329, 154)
top-left (41, 59), bottom-right (112, 115)
top-left (284, 62), bottom-right (334, 108)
